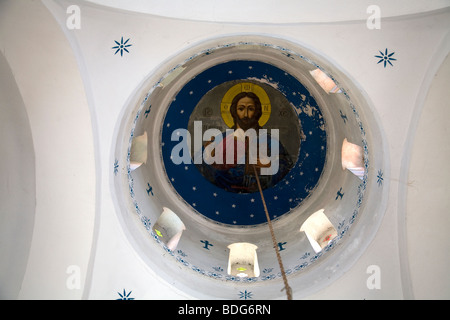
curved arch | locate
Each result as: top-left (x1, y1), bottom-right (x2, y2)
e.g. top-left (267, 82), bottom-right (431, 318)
top-left (398, 31), bottom-right (450, 299)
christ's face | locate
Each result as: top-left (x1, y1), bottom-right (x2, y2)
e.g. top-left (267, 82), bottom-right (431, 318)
top-left (236, 96), bottom-right (256, 119)
top-left (235, 96), bottom-right (258, 130)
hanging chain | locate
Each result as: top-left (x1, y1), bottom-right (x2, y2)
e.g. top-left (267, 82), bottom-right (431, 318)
top-left (252, 164), bottom-right (293, 300)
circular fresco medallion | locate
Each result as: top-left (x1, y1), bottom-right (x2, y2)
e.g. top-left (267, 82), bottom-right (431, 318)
top-left (188, 80), bottom-right (300, 193)
top-left (161, 60), bottom-right (327, 226)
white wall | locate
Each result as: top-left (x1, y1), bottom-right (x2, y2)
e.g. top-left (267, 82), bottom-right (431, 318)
top-left (406, 52), bottom-right (450, 299)
top-left (0, 50), bottom-right (35, 299)
top-left (0, 0), bottom-right (97, 299)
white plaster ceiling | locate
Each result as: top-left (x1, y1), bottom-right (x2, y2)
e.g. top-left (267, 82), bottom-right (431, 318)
top-left (85, 0), bottom-right (450, 23)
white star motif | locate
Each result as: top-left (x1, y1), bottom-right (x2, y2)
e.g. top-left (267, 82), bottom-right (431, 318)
top-left (192, 186), bottom-right (197, 191)
top-left (250, 198), bottom-right (255, 203)
top-left (192, 203), bottom-right (196, 207)
top-left (274, 196), bottom-right (278, 200)
top-left (215, 211), bottom-right (220, 215)
top-left (185, 166), bottom-right (189, 170)
top-left (189, 91), bottom-right (194, 95)
top-left (213, 193), bottom-right (218, 197)
top-left (180, 110), bottom-right (184, 114)
top-left (250, 214), bottom-right (254, 218)
top-left (232, 204), bottom-right (236, 208)
top-left (228, 70), bottom-right (233, 74)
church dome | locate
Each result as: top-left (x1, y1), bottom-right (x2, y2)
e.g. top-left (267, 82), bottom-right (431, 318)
top-left (112, 35), bottom-right (388, 299)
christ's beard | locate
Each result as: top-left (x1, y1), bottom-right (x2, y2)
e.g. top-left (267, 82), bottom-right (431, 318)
top-left (236, 117), bottom-right (259, 131)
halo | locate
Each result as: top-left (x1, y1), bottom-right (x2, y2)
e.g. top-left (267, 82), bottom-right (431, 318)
top-left (220, 82), bottom-right (271, 128)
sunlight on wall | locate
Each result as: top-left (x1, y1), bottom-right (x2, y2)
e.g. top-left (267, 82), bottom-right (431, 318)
top-left (342, 138), bottom-right (364, 179)
top-left (309, 68), bottom-right (341, 94)
top-left (300, 209), bottom-right (337, 253)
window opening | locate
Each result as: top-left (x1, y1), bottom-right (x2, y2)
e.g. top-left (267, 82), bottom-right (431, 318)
top-left (152, 207), bottom-right (186, 251)
top-left (300, 209), bottom-right (337, 253)
top-left (227, 242), bottom-right (260, 278)
top-left (341, 138), bottom-right (364, 180)
top-left (130, 131), bottom-right (147, 171)
top-left (309, 69), bottom-right (341, 94)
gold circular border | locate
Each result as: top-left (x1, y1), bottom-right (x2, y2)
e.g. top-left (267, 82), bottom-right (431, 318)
top-left (220, 82), bottom-right (271, 128)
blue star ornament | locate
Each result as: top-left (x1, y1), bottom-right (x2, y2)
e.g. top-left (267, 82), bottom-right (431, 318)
top-left (377, 169), bottom-right (384, 186)
top-left (116, 289), bottom-right (134, 300)
top-left (375, 48), bottom-right (396, 67)
top-left (112, 37), bottom-right (132, 56)
top-left (239, 290), bottom-right (253, 300)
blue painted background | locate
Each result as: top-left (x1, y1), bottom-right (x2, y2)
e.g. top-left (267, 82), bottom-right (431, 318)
top-left (161, 60), bottom-right (326, 226)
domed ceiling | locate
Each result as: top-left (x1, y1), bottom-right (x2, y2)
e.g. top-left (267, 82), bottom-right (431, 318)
top-left (113, 36), bottom-right (387, 299)
top-left (161, 60), bottom-right (326, 226)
